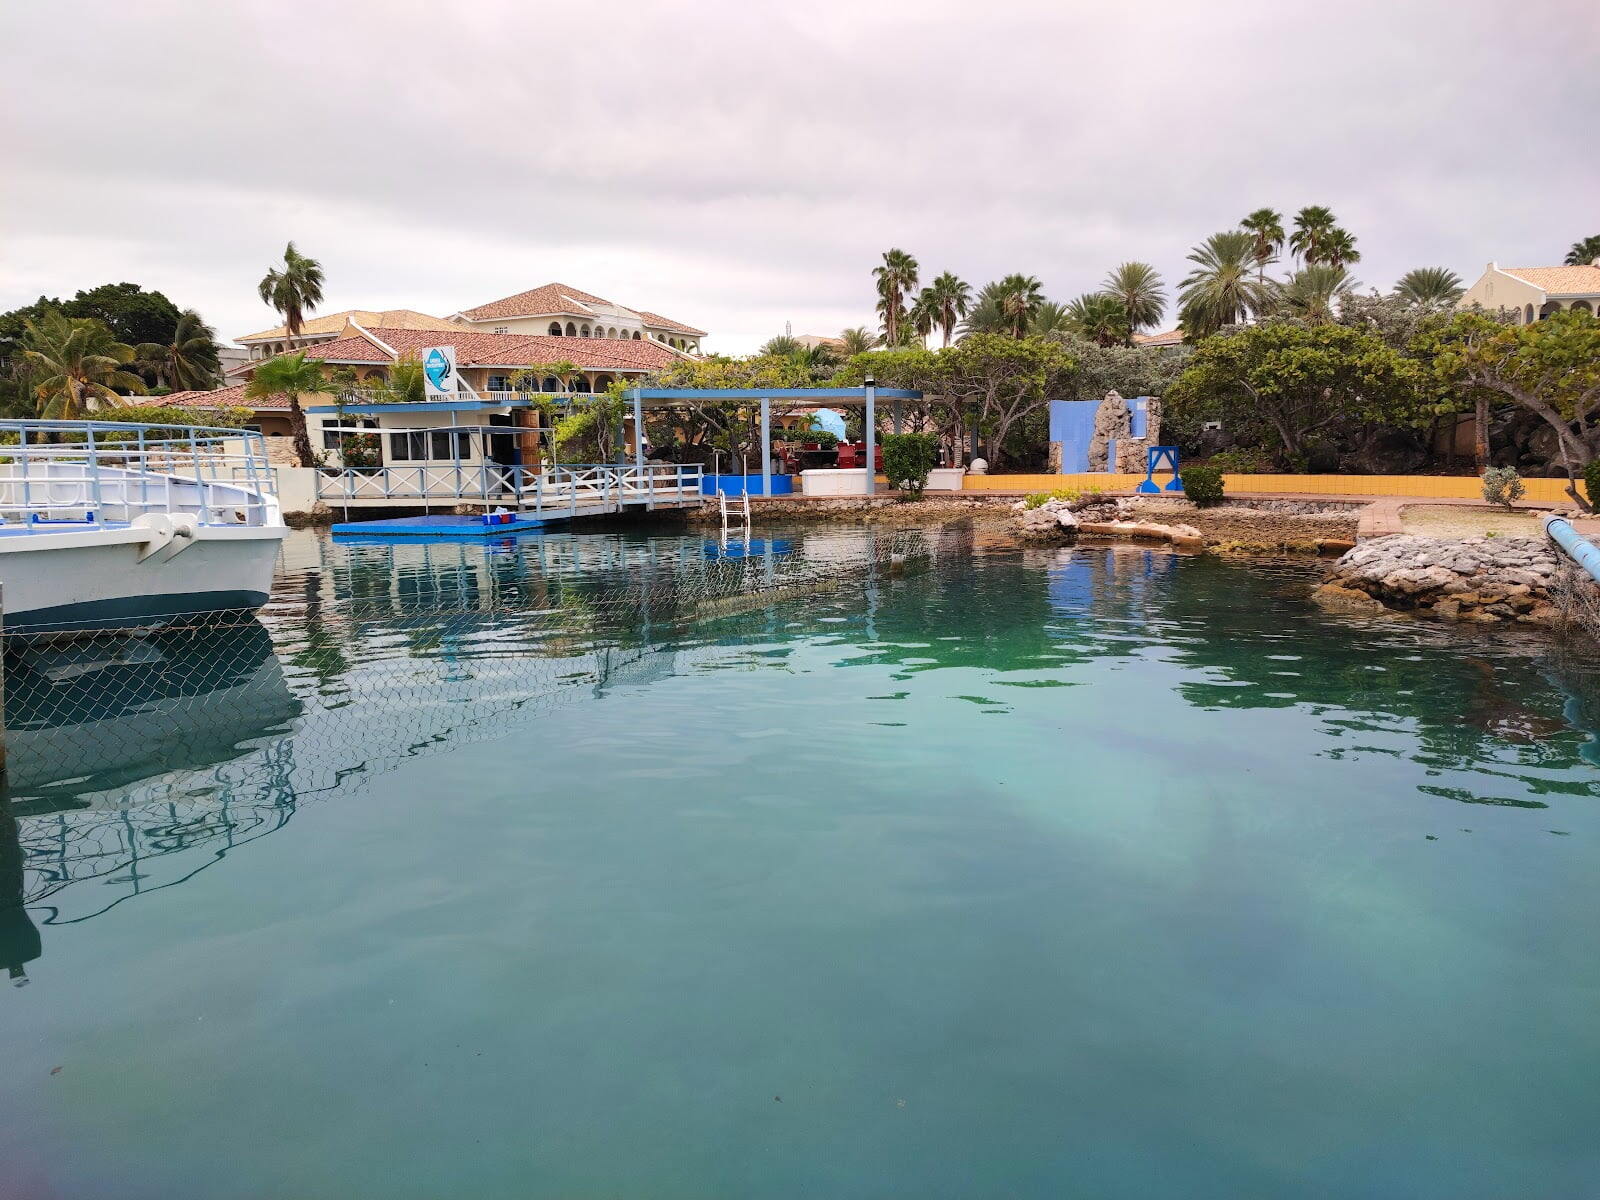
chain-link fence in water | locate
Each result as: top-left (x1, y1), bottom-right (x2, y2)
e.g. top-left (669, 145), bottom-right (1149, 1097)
top-left (0, 523), bottom-right (962, 944)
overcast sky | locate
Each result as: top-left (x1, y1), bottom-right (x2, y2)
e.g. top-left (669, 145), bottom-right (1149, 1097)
top-left (3, 0), bottom-right (1596, 354)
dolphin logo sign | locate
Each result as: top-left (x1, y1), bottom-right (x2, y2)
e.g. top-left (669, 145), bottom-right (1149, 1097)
top-left (423, 348), bottom-right (453, 393)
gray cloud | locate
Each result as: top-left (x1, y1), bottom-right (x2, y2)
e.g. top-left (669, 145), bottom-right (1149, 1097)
top-left (2, 0), bottom-right (1596, 351)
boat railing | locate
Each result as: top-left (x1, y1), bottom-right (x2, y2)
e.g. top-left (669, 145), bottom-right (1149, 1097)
top-left (0, 420), bottom-right (279, 528)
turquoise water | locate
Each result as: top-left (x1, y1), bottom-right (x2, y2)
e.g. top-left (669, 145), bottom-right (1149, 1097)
top-left (3, 525), bottom-right (1600, 1198)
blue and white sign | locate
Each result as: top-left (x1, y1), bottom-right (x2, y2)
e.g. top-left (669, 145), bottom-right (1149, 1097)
top-left (421, 345), bottom-right (458, 399)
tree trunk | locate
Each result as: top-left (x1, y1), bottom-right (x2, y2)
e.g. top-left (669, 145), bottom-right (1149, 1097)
top-left (288, 394), bottom-right (316, 468)
top-left (1473, 394), bottom-right (1490, 474)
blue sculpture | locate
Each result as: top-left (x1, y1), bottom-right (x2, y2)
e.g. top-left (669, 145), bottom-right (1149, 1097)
top-left (1137, 445), bottom-right (1183, 493)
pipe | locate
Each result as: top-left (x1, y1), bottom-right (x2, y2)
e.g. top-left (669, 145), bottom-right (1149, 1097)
top-left (1542, 514), bottom-right (1600, 583)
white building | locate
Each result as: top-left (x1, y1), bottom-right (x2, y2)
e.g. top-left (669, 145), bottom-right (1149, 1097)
top-left (1458, 262), bottom-right (1600, 323)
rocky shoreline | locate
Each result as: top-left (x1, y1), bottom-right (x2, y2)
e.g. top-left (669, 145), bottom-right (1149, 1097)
top-left (1314, 535), bottom-right (1564, 625)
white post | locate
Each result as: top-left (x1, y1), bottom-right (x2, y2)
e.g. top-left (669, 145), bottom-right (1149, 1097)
top-left (864, 379), bottom-right (877, 496)
top-left (760, 396), bottom-right (771, 499)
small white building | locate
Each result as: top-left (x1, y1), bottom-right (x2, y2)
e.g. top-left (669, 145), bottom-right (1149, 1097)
top-left (1458, 261), bottom-right (1600, 323)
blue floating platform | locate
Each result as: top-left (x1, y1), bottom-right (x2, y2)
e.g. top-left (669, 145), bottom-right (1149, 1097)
top-left (331, 513), bottom-right (548, 541)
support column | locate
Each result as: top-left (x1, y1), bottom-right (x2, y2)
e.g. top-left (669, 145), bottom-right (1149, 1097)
top-left (864, 380), bottom-right (877, 496)
top-left (759, 396), bottom-right (771, 498)
top-left (632, 389), bottom-right (645, 472)
top-left (969, 419), bottom-right (980, 465)
top-left (892, 398), bottom-right (902, 435)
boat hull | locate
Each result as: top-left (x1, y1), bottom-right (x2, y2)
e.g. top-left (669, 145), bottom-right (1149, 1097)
top-left (0, 523), bottom-right (285, 634)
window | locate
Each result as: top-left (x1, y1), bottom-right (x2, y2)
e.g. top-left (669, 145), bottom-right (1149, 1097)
top-left (487, 374), bottom-right (510, 392)
top-left (565, 322), bottom-right (577, 336)
top-left (632, 331), bottom-right (641, 340)
top-left (549, 322), bottom-right (563, 336)
top-left (390, 430), bottom-right (472, 461)
top-left (324, 418), bottom-right (378, 450)
top-left (494, 326), bottom-right (509, 334)
top-left (581, 325), bottom-right (592, 337)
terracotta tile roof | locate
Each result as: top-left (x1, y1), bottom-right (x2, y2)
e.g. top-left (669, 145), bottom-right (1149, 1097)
top-left (163, 383), bottom-right (277, 410)
top-left (1132, 328), bottom-right (1184, 347)
top-left (637, 310), bottom-right (708, 336)
top-left (458, 282), bottom-right (614, 322)
top-left (1499, 265), bottom-right (1600, 296)
top-left (236, 308), bottom-right (458, 342)
top-left (235, 328), bottom-right (684, 376)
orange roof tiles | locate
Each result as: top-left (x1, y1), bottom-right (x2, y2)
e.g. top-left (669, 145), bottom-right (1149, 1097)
top-left (637, 310), bottom-right (708, 336)
top-left (1499, 265), bottom-right (1600, 295)
top-left (458, 282), bottom-right (614, 322)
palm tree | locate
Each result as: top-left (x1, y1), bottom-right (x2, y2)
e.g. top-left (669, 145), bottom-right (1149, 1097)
top-left (1324, 228), bottom-right (1361, 269)
top-left (1565, 235), bottom-right (1600, 266)
top-left (760, 335), bottom-right (802, 357)
top-left (136, 308), bottom-right (221, 391)
top-left (1394, 267), bottom-right (1465, 308)
top-left (925, 271), bottom-right (972, 346)
top-left (244, 351), bottom-right (328, 467)
top-left (1100, 262), bottom-right (1166, 340)
top-left (837, 326), bottom-right (880, 355)
top-left (1065, 293), bottom-right (1130, 346)
top-left (1240, 208), bottom-right (1285, 283)
top-left (1278, 266), bottom-right (1356, 322)
top-left (368, 354), bottom-right (427, 404)
top-left (907, 288), bottom-right (938, 345)
top-left (991, 273), bottom-right (1045, 338)
top-left (1029, 301), bottom-right (1072, 337)
top-left (257, 241), bottom-right (325, 347)
top-left (1177, 231), bottom-right (1271, 338)
top-left (21, 311), bottom-right (146, 419)
top-left (872, 248), bottom-right (919, 348)
top-left (1289, 206), bottom-right (1338, 265)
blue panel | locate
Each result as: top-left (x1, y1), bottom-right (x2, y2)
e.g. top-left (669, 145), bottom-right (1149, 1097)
top-left (699, 474), bottom-right (794, 497)
top-left (1129, 396), bottom-right (1149, 440)
top-left (1048, 400), bottom-right (1100, 473)
top-left (331, 514), bottom-right (548, 539)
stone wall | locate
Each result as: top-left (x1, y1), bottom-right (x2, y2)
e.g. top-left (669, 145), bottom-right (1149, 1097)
top-left (1315, 534), bottom-right (1563, 624)
top-left (1086, 391), bottom-right (1163, 473)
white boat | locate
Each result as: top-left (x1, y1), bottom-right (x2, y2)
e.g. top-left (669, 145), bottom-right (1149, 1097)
top-left (0, 420), bottom-right (287, 635)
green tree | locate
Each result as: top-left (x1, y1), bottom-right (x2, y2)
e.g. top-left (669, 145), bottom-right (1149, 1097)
top-left (136, 308), bottom-right (222, 391)
top-left (880, 432), bottom-right (940, 498)
top-left (1177, 231), bottom-right (1270, 339)
top-left (244, 351), bottom-right (328, 467)
top-left (1394, 267), bottom-right (1465, 309)
top-left (940, 333), bottom-right (1075, 464)
top-left (760, 334), bottom-right (803, 356)
top-left (1564, 235), bottom-right (1600, 266)
top-left (1289, 205), bottom-right (1338, 264)
top-left (872, 248), bottom-right (919, 348)
top-left (257, 241), bottom-right (325, 346)
top-left (1240, 208), bottom-right (1285, 283)
top-left (1428, 309), bottom-right (1600, 500)
top-left (367, 353), bottom-right (427, 404)
top-left (1277, 266), bottom-right (1357, 322)
top-left (838, 326), bottom-right (880, 355)
top-left (1167, 320), bottom-right (1420, 464)
top-left (1029, 301), bottom-right (1072, 337)
top-left (1324, 227), bottom-right (1361, 269)
top-left (1101, 262), bottom-right (1165, 338)
top-left (1065, 293), bottom-right (1130, 346)
top-left (20, 311), bottom-right (146, 419)
top-left (62, 282), bottom-right (182, 347)
top-left (907, 288), bottom-right (938, 345)
top-left (925, 271), bottom-right (971, 347)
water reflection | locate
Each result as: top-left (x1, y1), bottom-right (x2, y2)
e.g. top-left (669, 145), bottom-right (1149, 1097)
top-left (5, 527), bottom-right (1600, 972)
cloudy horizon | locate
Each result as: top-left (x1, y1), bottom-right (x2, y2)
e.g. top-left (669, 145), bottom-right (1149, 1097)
top-left (3, 0), bottom-right (1596, 354)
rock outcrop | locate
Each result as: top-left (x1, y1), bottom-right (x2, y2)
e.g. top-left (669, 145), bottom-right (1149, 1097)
top-left (1014, 498), bottom-right (1082, 542)
top-left (1318, 534), bottom-right (1562, 624)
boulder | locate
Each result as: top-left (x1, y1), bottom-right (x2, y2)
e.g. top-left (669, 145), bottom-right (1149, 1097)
top-left (1311, 584), bottom-right (1387, 615)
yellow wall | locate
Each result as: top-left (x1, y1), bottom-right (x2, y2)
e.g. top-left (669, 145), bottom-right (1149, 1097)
top-left (961, 473), bottom-right (1578, 504)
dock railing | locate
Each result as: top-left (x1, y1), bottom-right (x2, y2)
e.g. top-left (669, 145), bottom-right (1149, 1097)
top-left (314, 461), bottom-right (703, 514)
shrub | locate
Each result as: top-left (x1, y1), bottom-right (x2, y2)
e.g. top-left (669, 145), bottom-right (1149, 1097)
top-left (1481, 465), bottom-right (1525, 509)
top-left (1206, 447), bottom-right (1273, 474)
top-left (1180, 464), bottom-right (1225, 505)
top-left (1583, 459), bottom-right (1600, 511)
top-left (881, 433), bottom-right (940, 499)
top-left (1023, 488), bottom-right (1079, 510)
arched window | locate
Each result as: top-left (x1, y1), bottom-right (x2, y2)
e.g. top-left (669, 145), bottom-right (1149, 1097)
top-left (364, 368), bottom-right (388, 383)
top-left (1539, 301), bottom-right (1561, 320)
top-left (1525, 304), bottom-right (1535, 324)
top-left (565, 322), bottom-right (577, 336)
top-left (1570, 300), bottom-right (1594, 315)
top-left (632, 331), bottom-right (641, 340)
top-left (593, 374), bottom-right (613, 391)
top-left (581, 325), bottom-right (591, 337)
top-left (549, 322), bottom-right (563, 336)
top-left (542, 377), bottom-right (560, 392)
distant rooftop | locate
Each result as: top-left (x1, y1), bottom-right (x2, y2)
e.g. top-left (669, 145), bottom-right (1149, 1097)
top-left (237, 309), bottom-right (459, 343)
